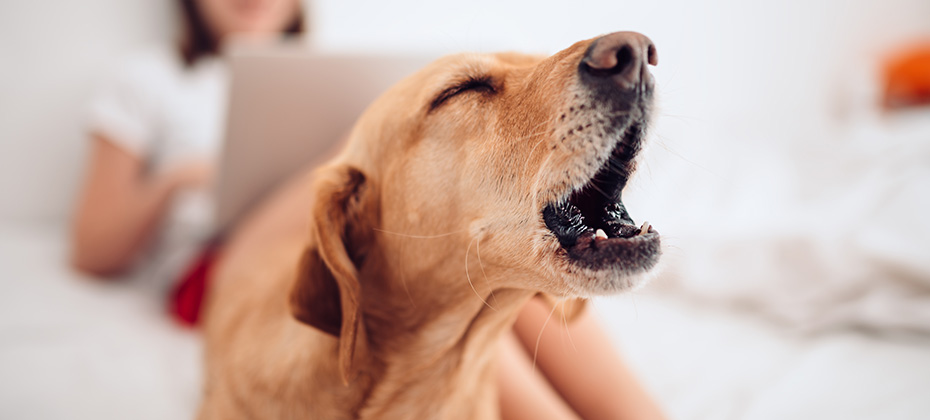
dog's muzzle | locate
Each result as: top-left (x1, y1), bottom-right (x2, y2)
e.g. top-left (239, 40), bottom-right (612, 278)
top-left (543, 31), bottom-right (661, 273)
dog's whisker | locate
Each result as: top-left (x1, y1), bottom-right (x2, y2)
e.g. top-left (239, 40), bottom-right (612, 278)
top-left (559, 302), bottom-right (569, 354)
top-left (605, 160), bottom-right (630, 177)
top-left (629, 290), bottom-right (639, 320)
top-left (398, 242), bottom-right (417, 309)
top-left (653, 136), bottom-right (721, 179)
top-left (603, 110), bottom-right (632, 120)
top-left (558, 300), bottom-right (579, 354)
top-left (520, 131), bottom-right (556, 178)
top-left (475, 237), bottom-right (498, 306)
top-left (512, 119), bottom-right (550, 142)
top-left (512, 132), bottom-right (551, 158)
top-left (657, 111), bottom-right (699, 123)
top-left (400, 276), bottom-right (417, 308)
top-left (465, 237), bottom-right (496, 311)
top-left (532, 302), bottom-right (560, 374)
top-left (513, 129), bottom-right (553, 160)
top-left (585, 181), bottom-right (615, 201)
top-left (511, 127), bottom-right (550, 143)
top-left (389, 233), bottom-right (417, 309)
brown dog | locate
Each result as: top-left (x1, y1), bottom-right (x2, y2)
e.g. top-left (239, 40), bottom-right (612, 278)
top-left (198, 31), bottom-right (661, 420)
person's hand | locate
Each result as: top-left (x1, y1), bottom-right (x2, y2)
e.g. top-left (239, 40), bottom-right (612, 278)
top-left (165, 160), bottom-right (215, 191)
top-left (72, 137), bottom-right (216, 276)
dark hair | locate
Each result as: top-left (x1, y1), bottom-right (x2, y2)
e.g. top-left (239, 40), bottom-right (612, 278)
top-left (177, 0), bottom-right (305, 66)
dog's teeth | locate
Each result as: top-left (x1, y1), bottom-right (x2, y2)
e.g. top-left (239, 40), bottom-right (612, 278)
top-left (639, 221), bottom-right (650, 236)
top-left (594, 229), bottom-right (608, 240)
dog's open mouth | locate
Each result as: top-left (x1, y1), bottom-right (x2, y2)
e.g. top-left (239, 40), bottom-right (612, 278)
top-left (542, 125), bottom-right (660, 271)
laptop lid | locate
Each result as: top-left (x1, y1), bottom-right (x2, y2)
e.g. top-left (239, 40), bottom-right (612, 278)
top-left (216, 44), bottom-right (435, 232)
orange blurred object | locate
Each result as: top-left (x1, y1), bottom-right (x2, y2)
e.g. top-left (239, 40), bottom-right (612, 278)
top-left (883, 41), bottom-right (930, 110)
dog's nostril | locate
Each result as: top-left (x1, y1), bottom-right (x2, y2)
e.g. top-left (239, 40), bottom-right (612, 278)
top-left (580, 31), bottom-right (657, 91)
top-left (613, 45), bottom-right (635, 77)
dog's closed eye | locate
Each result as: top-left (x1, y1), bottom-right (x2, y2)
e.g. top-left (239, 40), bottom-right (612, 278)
top-left (429, 76), bottom-right (496, 111)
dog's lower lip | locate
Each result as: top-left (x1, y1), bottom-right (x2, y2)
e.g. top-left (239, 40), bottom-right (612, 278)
top-left (541, 119), bottom-right (660, 270)
top-left (592, 221), bottom-right (650, 242)
top-left (582, 227), bottom-right (658, 244)
top-left (558, 226), bottom-right (661, 272)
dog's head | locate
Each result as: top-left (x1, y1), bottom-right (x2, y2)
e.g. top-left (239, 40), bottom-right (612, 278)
top-left (291, 32), bottom-right (661, 380)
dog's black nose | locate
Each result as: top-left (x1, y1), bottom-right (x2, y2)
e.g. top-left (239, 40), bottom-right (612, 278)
top-left (580, 32), bottom-right (657, 92)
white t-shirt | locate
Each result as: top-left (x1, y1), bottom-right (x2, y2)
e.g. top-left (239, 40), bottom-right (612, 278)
top-left (86, 46), bottom-right (228, 290)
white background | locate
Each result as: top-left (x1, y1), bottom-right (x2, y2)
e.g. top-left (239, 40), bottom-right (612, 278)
top-left (1, 0), bottom-right (929, 225)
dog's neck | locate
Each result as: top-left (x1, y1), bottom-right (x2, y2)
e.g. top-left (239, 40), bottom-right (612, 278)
top-left (355, 265), bottom-right (535, 420)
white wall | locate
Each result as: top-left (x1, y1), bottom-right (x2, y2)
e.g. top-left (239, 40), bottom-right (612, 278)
top-left (1, 0), bottom-right (928, 225)
top-left (311, 0), bottom-right (930, 153)
top-left (0, 0), bottom-right (174, 225)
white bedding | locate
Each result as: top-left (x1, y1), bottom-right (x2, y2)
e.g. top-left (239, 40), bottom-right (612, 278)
top-left (2, 224), bottom-right (929, 419)
top-left (597, 294), bottom-right (930, 419)
top-left (628, 107), bottom-right (930, 335)
top-left (0, 224), bottom-right (202, 420)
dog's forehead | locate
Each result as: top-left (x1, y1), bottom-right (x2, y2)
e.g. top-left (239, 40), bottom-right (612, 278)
top-left (421, 52), bottom-right (545, 88)
top-left (344, 50), bottom-right (553, 168)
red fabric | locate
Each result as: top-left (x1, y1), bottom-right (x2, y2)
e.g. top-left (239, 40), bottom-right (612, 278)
top-left (168, 244), bottom-right (221, 327)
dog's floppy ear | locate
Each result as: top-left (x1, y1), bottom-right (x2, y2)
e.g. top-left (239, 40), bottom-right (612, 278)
top-left (289, 164), bottom-right (377, 384)
top-left (536, 294), bottom-right (588, 323)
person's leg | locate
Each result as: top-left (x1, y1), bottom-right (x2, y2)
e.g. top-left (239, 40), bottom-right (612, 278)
top-left (510, 296), bottom-right (666, 420)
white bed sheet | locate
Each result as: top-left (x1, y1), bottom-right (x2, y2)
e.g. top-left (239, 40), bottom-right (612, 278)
top-left (595, 292), bottom-right (930, 419)
top-left (0, 223), bottom-right (202, 420)
top-left (2, 223), bottom-right (929, 419)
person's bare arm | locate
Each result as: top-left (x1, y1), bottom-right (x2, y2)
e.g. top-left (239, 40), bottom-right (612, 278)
top-left (511, 297), bottom-right (666, 420)
top-left (70, 134), bottom-right (210, 277)
top-left (498, 331), bottom-right (582, 420)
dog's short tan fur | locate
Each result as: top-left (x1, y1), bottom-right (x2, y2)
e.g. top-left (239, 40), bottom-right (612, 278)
top-left (199, 33), bottom-right (657, 420)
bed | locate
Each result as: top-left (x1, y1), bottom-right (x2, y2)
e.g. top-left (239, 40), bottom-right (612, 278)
top-left (2, 221), bottom-right (928, 419)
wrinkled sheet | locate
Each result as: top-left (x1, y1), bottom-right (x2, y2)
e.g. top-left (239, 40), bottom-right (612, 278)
top-left (628, 108), bottom-right (930, 333)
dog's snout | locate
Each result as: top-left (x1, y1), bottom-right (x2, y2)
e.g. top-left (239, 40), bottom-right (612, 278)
top-left (580, 32), bottom-right (657, 92)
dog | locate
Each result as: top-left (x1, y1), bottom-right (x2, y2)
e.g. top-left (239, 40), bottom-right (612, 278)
top-left (198, 31), bottom-right (661, 420)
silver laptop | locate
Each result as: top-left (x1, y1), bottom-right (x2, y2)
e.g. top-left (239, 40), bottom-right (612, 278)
top-left (215, 43), bottom-right (435, 232)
